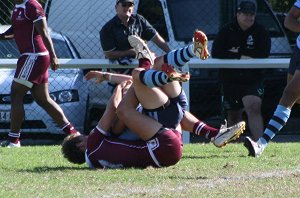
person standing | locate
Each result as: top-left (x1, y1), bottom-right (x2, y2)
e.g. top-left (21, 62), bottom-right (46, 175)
top-left (211, 0), bottom-right (271, 141)
top-left (0, 0), bottom-right (79, 147)
top-left (244, 0), bottom-right (300, 157)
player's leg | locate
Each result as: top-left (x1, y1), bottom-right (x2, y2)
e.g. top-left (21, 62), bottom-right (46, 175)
top-left (3, 81), bottom-right (30, 147)
top-left (181, 111), bottom-right (218, 138)
top-left (30, 83), bottom-right (79, 135)
top-left (242, 95), bottom-right (264, 141)
top-left (244, 49), bottom-right (300, 157)
top-left (131, 68), bottom-right (170, 110)
top-left (244, 71), bottom-right (300, 157)
top-left (155, 30), bottom-right (209, 68)
top-left (118, 69), bottom-right (184, 134)
top-left (287, 73), bottom-right (300, 104)
top-left (1, 55), bottom-right (38, 147)
top-left (117, 86), bottom-right (164, 140)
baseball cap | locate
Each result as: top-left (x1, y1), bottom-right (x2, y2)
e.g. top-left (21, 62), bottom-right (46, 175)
top-left (116, 0), bottom-right (134, 5)
top-left (237, 1), bottom-right (257, 14)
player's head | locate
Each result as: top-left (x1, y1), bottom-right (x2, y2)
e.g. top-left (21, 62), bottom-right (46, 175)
top-left (61, 134), bottom-right (87, 164)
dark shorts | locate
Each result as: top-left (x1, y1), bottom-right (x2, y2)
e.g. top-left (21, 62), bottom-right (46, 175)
top-left (86, 128), bottom-right (183, 168)
top-left (222, 83), bottom-right (264, 111)
top-left (143, 100), bottom-right (184, 129)
top-left (170, 89), bottom-right (188, 111)
top-left (288, 46), bottom-right (300, 75)
top-left (15, 54), bottom-right (50, 86)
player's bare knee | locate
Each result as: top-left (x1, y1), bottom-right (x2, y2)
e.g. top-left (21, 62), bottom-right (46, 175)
top-left (131, 68), bottom-right (144, 83)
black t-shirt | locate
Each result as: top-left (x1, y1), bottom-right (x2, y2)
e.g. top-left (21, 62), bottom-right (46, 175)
top-left (100, 14), bottom-right (157, 54)
top-left (211, 19), bottom-right (271, 84)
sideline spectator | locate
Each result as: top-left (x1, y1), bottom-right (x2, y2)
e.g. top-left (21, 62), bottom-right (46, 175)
top-left (100, 0), bottom-right (170, 73)
top-left (211, 0), bottom-right (271, 141)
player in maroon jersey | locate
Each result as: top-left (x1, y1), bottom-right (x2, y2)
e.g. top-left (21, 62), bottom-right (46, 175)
top-left (0, 0), bottom-right (79, 147)
top-left (62, 73), bottom-right (183, 168)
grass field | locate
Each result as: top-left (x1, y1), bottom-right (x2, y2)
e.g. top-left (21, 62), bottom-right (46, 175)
top-left (0, 142), bottom-right (300, 197)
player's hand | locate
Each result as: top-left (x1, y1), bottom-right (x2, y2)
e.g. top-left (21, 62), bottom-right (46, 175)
top-left (85, 71), bottom-right (106, 83)
top-left (50, 56), bottom-right (59, 71)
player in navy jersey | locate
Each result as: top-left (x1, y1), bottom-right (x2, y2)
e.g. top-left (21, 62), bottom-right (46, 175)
top-left (0, 0), bottom-right (79, 148)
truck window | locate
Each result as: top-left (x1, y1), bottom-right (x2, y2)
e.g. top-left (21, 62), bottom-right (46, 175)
top-left (167, 0), bottom-right (285, 41)
top-left (137, 0), bottom-right (169, 41)
top-left (166, 0), bottom-right (235, 41)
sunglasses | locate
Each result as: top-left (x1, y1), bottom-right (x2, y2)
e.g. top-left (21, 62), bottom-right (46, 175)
top-left (121, 2), bottom-right (134, 7)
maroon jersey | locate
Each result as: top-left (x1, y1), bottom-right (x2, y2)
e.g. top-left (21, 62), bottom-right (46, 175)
top-left (11, 0), bottom-right (47, 54)
top-left (85, 127), bottom-right (183, 169)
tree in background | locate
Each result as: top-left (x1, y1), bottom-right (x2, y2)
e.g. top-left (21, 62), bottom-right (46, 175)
top-left (269, 0), bottom-right (294, 12)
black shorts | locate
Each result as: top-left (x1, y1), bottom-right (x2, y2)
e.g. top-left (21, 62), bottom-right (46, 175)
top-left (222, 83), bottom-right (264, 111)
top-left (288, 46), bottom-right (300, 75)
top-left (143, 101), bottom-right (184, 129)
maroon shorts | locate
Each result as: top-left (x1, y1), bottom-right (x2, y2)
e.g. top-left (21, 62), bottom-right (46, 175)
top-left (86, 128), bottom-right (183, 168)
top-left (147, 128), bottom-right (183, 167)
top-left (15, 54), bottom-right (50, 85)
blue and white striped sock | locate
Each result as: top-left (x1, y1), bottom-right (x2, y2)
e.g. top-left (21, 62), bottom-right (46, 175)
top-left (166, 45), bottom-right (194, 67)
top-left (139, 69), bottom-right (170, 88)
top-left (260, 105), bottom-right (291, 147)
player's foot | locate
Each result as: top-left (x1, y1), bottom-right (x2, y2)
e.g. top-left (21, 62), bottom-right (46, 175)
top-left (128, 35), bottom-right (155, 65)
top-left (212, 121), bottom-right (246, 148)
top-left (0, 140), bottom-right (21, 148)
top-left (193, 29), bottom-right (209, 60)
top-left (161, 63), bottom-right (190, 82)
top-left (244, 136), bottom-right (265, 157)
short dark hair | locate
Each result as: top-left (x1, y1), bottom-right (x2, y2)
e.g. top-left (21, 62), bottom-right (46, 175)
top-left (61, 134), bottom-right (86, 164)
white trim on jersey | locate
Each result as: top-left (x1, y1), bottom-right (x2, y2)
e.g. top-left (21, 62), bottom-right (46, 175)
top-left (15, 0), bottom-right (29, 8)
top-left (21, 51), bottom-right (49, 56)
top-left (96, 125), bottom-right (110, 136)
top-left (18, 54), bottom-right (37, 81)
top-left (31, 25), bottom-right (35, 52)
top-left (85, 151), bottom-right (95, 169)
top-left (33, 16), bottom-right (46, 23)
top-left (13, 78), bottom-right (33, 88)
top-left (147, 138), bottom-right (162, 167)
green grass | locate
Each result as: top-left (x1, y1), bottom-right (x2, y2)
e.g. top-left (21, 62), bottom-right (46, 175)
top-left (1, 143), bottom-right (300, 197)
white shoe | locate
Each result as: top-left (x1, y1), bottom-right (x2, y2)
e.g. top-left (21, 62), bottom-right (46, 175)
top-left (244, 136), bottom-right (265, 157)
top-left (128, 35), bottom-right (155, 65)
top-left (1, 140), bottom-right (21, 148)
top-left (212, 121), bottom-right (246, 148)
